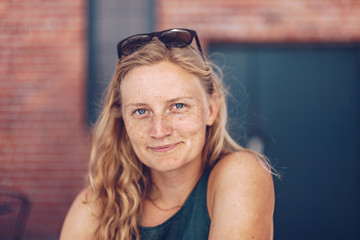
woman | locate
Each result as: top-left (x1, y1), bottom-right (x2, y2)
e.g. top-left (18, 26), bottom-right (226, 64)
top-left (60, 28), bottom-right (275, 240)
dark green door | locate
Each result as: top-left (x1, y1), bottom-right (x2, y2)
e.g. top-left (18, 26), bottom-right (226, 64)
top-left (209, 44), bottom-right (360, 239)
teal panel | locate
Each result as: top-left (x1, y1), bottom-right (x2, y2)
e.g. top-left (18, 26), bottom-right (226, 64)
top-left (209, 44), bottom-right (360, 240)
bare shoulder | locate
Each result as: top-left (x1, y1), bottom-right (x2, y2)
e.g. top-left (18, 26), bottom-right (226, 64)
top-left (59, 187), bottom-right (99, 240)
top-left (209, 151), bottom-right (273, 189)
top-left (207, 151), bottom-right (275, 240)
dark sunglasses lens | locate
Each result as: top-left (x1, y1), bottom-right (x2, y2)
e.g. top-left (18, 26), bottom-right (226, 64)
top-left (120, 35), bottom-right (152, 56)
top-left (160, 29), bottom-right (192, 47)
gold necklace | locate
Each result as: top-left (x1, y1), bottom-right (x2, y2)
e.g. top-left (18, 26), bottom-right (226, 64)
top-left (147, 198), bottom-right (182, 211)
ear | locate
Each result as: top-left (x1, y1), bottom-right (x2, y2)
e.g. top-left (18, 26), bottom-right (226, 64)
top-left (206, 92), bottom-right (221, 126)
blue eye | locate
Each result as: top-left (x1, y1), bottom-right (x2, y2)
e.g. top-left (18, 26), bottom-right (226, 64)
top-left (135, 109), bottom-right (146, 115)
top-left (174, 103), bottom-right (184, 109)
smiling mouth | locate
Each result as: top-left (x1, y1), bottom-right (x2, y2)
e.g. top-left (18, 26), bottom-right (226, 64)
top-left (149, 143), bottom-right (180, 153)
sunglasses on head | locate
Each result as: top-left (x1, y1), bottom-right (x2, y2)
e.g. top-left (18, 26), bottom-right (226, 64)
top-left (116, 28), bottom-right (204, 59)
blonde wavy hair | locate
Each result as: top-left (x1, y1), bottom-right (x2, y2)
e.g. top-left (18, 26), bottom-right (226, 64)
top-left (87, 39), bottom-right (272, 240)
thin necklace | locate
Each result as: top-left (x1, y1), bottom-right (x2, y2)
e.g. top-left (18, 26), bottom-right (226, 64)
top-left (147, 198), bottom-right (182, 211)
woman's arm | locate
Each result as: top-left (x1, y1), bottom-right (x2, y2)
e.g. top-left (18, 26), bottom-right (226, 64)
top-left (207, 151), bottom-right (275, 240)
top-left (59, 188), bottom-right (98, 240)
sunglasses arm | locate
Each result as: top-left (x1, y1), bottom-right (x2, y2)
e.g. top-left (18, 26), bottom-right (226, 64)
top-left (194, 35), bottom-right (204, 59)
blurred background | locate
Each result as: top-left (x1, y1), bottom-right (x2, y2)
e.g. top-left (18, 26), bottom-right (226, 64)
top-left (0, 0), bottom-right (359, 239)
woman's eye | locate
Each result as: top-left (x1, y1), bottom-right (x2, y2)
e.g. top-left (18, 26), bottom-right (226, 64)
top-left (134, 109), bottom-right (146, 115)
top-left (174, 103), bottom-right (184, 109)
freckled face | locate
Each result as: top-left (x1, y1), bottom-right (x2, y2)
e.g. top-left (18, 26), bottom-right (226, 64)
top-left (121, 61), bottom-right (213, 173)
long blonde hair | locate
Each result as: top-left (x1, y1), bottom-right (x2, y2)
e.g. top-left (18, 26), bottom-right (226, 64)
top-left (87, 39), bottom-right (270, 239)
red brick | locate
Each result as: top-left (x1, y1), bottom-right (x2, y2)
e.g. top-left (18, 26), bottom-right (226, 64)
top-left (157, 0), bottom-right (360, 45)
top-left (0, 0), bottom-right (89, 239)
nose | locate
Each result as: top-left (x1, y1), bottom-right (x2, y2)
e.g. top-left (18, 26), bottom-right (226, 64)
top-left (149, 114), bottom-right (172, 139)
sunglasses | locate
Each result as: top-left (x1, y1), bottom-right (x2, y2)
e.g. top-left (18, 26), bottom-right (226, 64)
top-left (116, 28), bottom-right (204, 59)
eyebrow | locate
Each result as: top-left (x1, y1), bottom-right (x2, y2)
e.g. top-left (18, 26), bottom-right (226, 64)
top-left (124, 97), bottom-right (197, 109)
top-left (166, 97), bottom-right (197, 104)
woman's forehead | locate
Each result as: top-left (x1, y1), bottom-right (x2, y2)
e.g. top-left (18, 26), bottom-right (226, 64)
top-left (120, 62), bottom-right (207, 104)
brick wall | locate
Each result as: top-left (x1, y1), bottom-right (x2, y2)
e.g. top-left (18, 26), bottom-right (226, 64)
top-left (157, 0), bottom-right (360, 45)
top-left (0, 0), bottom-right (90, 239)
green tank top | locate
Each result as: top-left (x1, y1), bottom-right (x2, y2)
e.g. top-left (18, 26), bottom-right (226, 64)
top-left (139, 167), bottom-right (212, 240)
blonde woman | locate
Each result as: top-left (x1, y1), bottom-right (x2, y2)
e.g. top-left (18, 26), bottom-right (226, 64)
top-left (60, 28), bottom-right (275, 240)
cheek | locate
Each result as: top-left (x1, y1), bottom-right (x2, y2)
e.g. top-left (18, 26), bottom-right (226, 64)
top-left (123, 118), bottom-right (148, 144)
top-left (175, 109), bottom-right (208, 136)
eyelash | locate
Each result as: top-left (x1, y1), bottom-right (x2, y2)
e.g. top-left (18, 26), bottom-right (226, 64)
top-left (134, 108), bottom-right (147, 115)
top-left (132, 103), bottom-right (187, 117)
top-left (173, 103), bottom-right (185, 109)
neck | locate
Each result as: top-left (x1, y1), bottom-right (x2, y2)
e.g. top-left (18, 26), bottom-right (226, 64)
top-left (148, 159), bottom-right (204, 209)
top-left (147, 198), bottom-right (182, 211)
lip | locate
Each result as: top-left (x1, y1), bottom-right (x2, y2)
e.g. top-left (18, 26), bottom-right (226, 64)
top-left (149, 143), bottom-right (180, 153)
